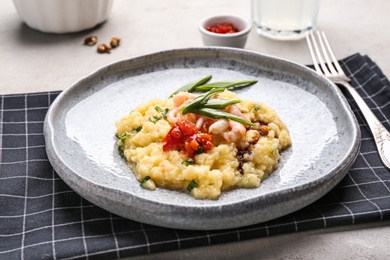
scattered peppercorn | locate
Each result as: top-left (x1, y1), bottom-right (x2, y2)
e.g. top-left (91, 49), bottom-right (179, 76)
top-left (97, 44), bottom-right (112, 54)
top-left (110, 37), bottom-right (121, 48)
top-left (84, 35), bottom-right (121, 54)
top-left (84, 35), bottom-right (98, 46)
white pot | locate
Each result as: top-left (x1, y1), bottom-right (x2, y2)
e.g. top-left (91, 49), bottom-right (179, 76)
top-left (198, 14), bottom-right (251, 49)
top-left (13, 0), bottom-right (114, 33)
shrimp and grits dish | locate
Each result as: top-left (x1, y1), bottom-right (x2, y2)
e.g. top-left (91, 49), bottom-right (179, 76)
top-left (115, 76), bottom-right (291, 199)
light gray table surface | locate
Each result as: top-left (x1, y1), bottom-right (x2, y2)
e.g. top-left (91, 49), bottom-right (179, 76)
top-left (1, 0), bottom-right (390, 259)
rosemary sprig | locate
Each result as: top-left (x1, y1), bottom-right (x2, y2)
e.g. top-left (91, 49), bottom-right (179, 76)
top-left (169, 75), bottom-right (212, 98)
top-left (181, 88), bottom-right (224, 115)
top-left (192, 108), bottom-right (255, 126)
top-left (203, 98), bottom-right (242, 109)
top-left (170, 76), bottom-right (258, 126)
top-left (194, 80), bottom-right (257, 92)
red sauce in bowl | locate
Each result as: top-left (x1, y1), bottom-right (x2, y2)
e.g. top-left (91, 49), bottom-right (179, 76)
top-left (206, 23), bottom-right (239, 34)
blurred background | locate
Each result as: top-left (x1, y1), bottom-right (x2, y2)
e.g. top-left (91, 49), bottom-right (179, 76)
top-left (1, 0), bottom-right (389, 94)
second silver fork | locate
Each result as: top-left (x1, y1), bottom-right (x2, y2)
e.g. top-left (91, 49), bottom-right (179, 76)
top-left (306, 31), bottom-right (390, 170)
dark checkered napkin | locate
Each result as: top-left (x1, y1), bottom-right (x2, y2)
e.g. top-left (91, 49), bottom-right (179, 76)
top-left (1, 53), bottom-right (389, 259)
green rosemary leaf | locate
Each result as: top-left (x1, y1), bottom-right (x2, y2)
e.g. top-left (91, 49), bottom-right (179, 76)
top-left (181, 88), bottom-right (224, 115)
top-left (195, 80), bottom-right (257, 91)
top-left (169, 75), bottom-right (212, 98)
top-left (192, 108), bottom-right (255, 126)
top-left (203, 99), bottom-right (242, 109)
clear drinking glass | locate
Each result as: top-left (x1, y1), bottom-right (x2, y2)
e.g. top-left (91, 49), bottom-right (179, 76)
top-left (251, 0), bottom-right (321, 40)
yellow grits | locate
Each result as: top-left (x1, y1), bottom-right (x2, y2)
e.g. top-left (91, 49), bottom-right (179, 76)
top-left (115, 90), bottom-right (291, 199)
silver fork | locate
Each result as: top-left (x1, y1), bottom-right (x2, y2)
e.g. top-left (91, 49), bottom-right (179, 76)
top-left (306, 31), bottom-right (390, 170)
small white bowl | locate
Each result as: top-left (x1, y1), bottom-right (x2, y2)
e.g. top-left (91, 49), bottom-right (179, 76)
top-left (12, 0), bottom-right (114, 33)
top-left (199, 14), bottom-right (251, 48)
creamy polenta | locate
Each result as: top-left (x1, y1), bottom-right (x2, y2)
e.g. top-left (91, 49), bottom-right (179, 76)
top-left (115, 89), bottom-right (291, 199)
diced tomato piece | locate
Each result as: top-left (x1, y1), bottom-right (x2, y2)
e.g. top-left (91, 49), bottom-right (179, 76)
top-left (163, 120), bottom-right (214, 158)
top-left (196, 133), bottom-right (214, 151)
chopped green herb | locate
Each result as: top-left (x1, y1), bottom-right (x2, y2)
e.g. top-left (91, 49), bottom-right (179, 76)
top-left (155, 106), bottom-right (169, 119)
top-left (182, 159), bottom-right (195, 166)
top-left (118, 146), bottom-right (124, 157)
top-left (115, 132), bottom-right (130, 143)
top-left (116, 133), bottom-right (128, 157)
top-left (187, 180), bottom-right (198, 192)
top-left (133, 126), bottom-right (142, 133)
top-left (253, 105), bottom-right (261, 112)
top-left (140, 176), bottom-right (156, 190)
top-left (148, 115), bottom-right (162, 123)
top-left (141, 176), bottom-right (151, 185)
top-left (116, 128), bottom-right (142, 142)
top-left (169, 75), bottom-right (212, 98)
top-left (115, 127), bottom-right (143, 157)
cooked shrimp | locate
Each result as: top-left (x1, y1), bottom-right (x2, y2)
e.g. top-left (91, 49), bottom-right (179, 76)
top-left (195, 116), bottom-right (205, 130)
top-left (167, 107), bottom-right (181, 124)
top-left (183, 112), bottom-right (199, 124)
top-left (222, 120), bottom-right (246, 143)
top-left (173, 92), bottom-right (197, 107)
top-left (226, 105), bottom-right (250, 121)
top-left (197, 117), bottom-right (216, 133)
top-left (209, 119), bottom-right (229, 135)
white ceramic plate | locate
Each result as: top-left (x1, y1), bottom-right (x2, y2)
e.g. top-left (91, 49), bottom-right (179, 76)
top-left (44, 48), bottom-right (360, 230)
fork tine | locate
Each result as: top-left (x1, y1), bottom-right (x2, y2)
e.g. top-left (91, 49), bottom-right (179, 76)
top-left (316, 31), bottom-right (338, 75)
top-left (306, 32), bottom-right (322, 73)
top-left (306, 31), bottom-right (332, 77)
top-left (320, 31), bottom-right (345, 75)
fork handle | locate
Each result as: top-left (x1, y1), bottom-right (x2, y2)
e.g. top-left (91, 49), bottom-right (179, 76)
top-left (338, 81), bottom-right (390, 170)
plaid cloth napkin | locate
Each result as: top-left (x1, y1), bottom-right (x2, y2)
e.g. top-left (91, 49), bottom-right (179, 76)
top-left (1, 53), bottom-right (389, 259)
